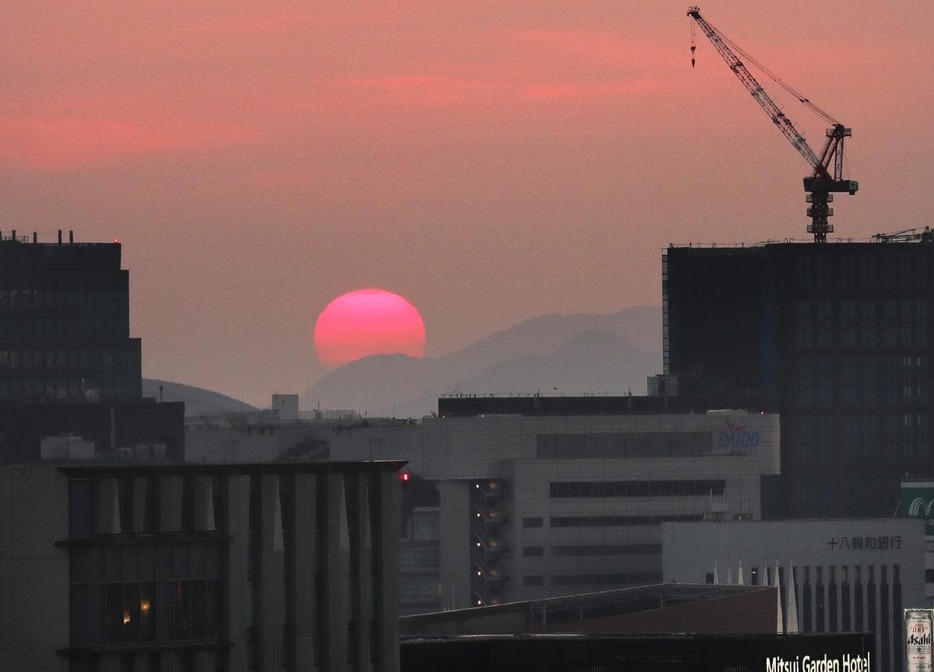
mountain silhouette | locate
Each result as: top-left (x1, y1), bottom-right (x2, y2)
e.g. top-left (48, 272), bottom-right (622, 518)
top-left (142, 379), bottom-right (258, 417)
top-left (301, 306), bottom-right (661, 418)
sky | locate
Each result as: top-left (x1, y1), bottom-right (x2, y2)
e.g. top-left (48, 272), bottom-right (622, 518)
top-left (2, 2), bottom-right (932, 406)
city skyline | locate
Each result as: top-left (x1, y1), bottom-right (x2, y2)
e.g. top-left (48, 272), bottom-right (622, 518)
top-left (2, 1), bottom-right (932, 405)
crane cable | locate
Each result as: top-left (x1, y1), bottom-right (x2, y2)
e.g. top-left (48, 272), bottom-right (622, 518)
top-left (690, 12), bottom-right (839, 127)
top-left (690, 18), bottom-right (696, 67)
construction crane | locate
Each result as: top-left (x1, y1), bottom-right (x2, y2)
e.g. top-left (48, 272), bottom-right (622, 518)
top-left (871, 227), bottom-right (934, 243)
top-left (687, 7), bottom-right (858, 243)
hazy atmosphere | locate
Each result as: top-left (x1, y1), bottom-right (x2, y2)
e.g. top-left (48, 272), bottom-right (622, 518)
top-left (3, 1), bottom-right (932, 405)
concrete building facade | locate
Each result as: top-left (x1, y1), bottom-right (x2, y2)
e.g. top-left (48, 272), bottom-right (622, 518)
top-left (0, 461), bottom-right (402, 672)
top-left (662, 518), bottom-right (927, 672)
top-left (181, 399), bottom-right (782, 615)
top-left (421, 407), bottom-right (780, 609)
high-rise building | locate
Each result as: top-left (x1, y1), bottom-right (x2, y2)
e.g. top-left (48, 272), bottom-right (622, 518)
top-left (0, 231), bottom-right (185, 464)
top-left (0, 230), bottom-right (140, 403)
top-left (663, 241), bottom-right (934, 518)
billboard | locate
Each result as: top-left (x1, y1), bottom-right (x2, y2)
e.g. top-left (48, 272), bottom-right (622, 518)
top-left (401, 633), bottom-right (875, 672)
top-left (907, 609), bottom-right (934, 672)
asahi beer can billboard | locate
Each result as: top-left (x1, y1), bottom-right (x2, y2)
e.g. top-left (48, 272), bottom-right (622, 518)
top-left (906, 609), bottom-right (933, 672)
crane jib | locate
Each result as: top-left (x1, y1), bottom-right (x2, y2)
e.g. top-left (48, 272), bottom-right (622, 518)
top-left (686, 6), bottom-right (858, 243)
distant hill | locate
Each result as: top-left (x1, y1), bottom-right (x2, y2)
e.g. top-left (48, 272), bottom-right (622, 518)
top-left (142, 379), bottom-right (258, 417)
top-left (301, 306), bottom-right (662, 418)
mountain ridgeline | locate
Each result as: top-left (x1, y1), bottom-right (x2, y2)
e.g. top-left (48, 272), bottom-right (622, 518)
top-left (144, 307), bottom-right (662, 419)
top-left (301, 306), bottom-right (661, 418)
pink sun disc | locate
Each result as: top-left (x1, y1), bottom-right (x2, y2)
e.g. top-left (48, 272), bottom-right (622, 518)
top-left (314, 289), bottom-right (426, 366)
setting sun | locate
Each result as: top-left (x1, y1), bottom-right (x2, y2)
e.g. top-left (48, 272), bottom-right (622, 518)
top-left (313, 289), bottom-right (426, 367)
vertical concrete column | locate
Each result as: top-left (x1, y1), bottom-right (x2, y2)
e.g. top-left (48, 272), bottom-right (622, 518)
top-left (372, 470), bottom-right (401, 672)
top-left (350, 472), bottom-right (371, 671)
top-left (95, 478), bottom-right (121, 535)
top-left (325, 472), bottom-right (349, 672)
top-left (158, 477), bottom-right (184, 532)
top-left (0, 468), bottom-right (12, 662)
top-left (225, 475), bottom-right (250, 672)
top-left (131, 477), bottom-right (148, 533)
top-left (259, 474), bottom-right (284, 671)
top-left (440, 480), bottom-right (471, 610)
top-left (5, 467), bottom-right (70, 672)
top-left (292, 473), bottom-right (316, 670)
top-left (192, 477), bottom-right (215, 532)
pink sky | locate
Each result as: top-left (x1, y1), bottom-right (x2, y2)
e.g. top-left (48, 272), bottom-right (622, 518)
top-left (2, 2), bottom-right (932, 406)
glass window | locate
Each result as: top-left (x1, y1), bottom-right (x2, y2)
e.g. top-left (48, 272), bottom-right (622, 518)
top-left (69, 479), bottom-right (94, 537)
top-left (105, 546), bottom-right (122, 582)
top-left (795, 357), bottom-right (815, 405)
top-left (174, 544), bottom-right (189, 578)
top-left (123, 546), bottom-right (139, 581)
top-left (795, 300), bottom-right (813, 348)
top-left (816, 357), bottom-right (833, 405)
top-left (816, 416), bottom-right (834, 465)
top-left (140, 546), bottom-right (156, 581)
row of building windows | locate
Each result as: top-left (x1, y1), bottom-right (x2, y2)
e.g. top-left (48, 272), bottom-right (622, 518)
top-left (794, 413), bottom-right (931, 465)
top-left (549, 480), bottom-right (725, 499)
top-left (0, 346), bottom-right (137, 371)
top-left (400, 544), bottom-right (440, 573)
top-left (794, 298), bottom-right (928, 350)
top-left (70, 471), bottom-right (390, 669)
top-left (522, 514), bottom-right (705, 528)
top-left (0, 317), bottom-right (129, 342)
top-left (0, 287), bottom-right (127, 313)
top-left (0, 376), bottom-right (139, 402)
top-left (69, 541), bottom-right (224, 647)
top-left (795, 248), bottom-right (927, 292)
top-left (70, 542), bottom-right (223, 584)
top-left (521, 573), bottom-right (662, 588)
top-left (522, 544), bottom-right (661, 557)
top-left (70, 578), bottom-right (222, 646)
top-left (537, 432), bottom-right (711, 460)
top-left (400, 577), bottom-right (442, 603)
top-left (794, 355), bottom-right (930, 407)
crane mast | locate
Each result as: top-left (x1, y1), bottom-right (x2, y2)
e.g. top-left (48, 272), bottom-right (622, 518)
top-left (687, 7), bottom-right (858, 243)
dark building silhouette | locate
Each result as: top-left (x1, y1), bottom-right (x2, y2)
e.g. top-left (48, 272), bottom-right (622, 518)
top-left (0, 401), bottom-right (185, 463)
top-left (0, 231), bottom-right (183, 464)
top-left (663, 242), bottom-right (934, 518)
top-left (401, 632), bottom-right (873, 672)
top-left (0, 230), bottom-right (140, 402)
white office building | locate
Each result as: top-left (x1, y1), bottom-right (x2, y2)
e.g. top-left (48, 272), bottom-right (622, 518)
top-left (422, 408), bottom-right (780, 608)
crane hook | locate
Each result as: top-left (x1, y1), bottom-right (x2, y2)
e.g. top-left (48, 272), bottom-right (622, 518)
top-left (690, 20), bottom-right (697, 67)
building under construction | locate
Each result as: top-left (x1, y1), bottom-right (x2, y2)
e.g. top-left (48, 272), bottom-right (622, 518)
top-left (662, 240), bottom-right (934, 519)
